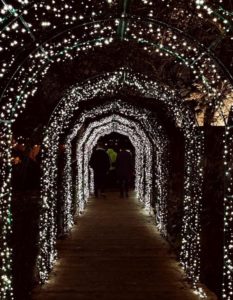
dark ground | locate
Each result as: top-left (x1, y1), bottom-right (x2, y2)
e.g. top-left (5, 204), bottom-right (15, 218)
top-left (32, 193), bottom-right (208, 300)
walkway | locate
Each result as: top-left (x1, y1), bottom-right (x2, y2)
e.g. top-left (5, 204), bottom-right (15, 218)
top-left (32, 192), bottom-right (204, 300)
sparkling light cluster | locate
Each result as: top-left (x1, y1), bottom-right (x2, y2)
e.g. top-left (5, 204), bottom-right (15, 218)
top-left (76, 115), bottom-right (153, 206)
top-left (65, 100), bottom-right (169, 233)
top-left (60, 109), bottom-right (168, 255)
top-left (62, 143), bottom-right (74, 233)
top-left (223, 106), bottom-right (233, 300)
top-left (35, 71), bottom-right (174, 284)
top-left (180, 128), bottom-right (205, 297)
top-left (38, 72), bottom-right (202, 290)
top-left (36, 70), bottom-right (184, 283)
top-left (37, 134), bottom-right (59, 283)
top-left (195, 0), bottom-right (232, 34)
top-left (0, 1), bottom-right (232, 125)
top-left (1, 69), bottom-right (207, 298)
top-left (0, 1), bottom-right (232, 297)
top-left (68, 107), bottom-right (160, 208)
top-left (0, 123), bottom-right (13, 299)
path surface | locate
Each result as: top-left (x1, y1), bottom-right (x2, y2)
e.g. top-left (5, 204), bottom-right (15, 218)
top-left (32, 192), bottom-right (202, 300)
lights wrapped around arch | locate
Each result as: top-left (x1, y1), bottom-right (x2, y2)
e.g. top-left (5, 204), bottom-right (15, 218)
top-left (65, 100), bottom-right (169, 227)
top-left (39, 111), bottom-right (158, 282)
top-left (75, 115), bottom-right (154, 208)
top-left (0, 123), bottom-right (14, 299)
top-left (0, 1), bottom-right (232, 298)
top-left (39, 71), bottom-right (204, 293)
top-left (1, 3), bottom-right (232, 130)
top-left (222, 106), bottom-right (233, 300)
top-left (64, 106), bottom-right (165, 229)
top-left (0, 68), bottom-right (207, 298)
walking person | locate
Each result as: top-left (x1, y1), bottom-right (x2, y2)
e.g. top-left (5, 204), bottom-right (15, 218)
top-left (106, 147), bottom-right (117, 188)
top-left (116, 146), bottom-right (133, 198)
top-left (89, 141), bottom-right (110, 198)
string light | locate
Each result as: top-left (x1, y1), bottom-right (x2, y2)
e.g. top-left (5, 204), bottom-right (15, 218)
top-left (36, 70), bottom-right (204, 296)
top-left (0, 123), bottom-right (13, 299)
top-left (180, 127), bottom-right (205, 297)
top-left (75, 115), bottom-right (153, 207)
top-left (1, 69), bottom-right (206, 298)
top-left (223, 106), bottom-right (233, 300)
top-left (63, 103), bottom-right (164, 226)
top-left (0, 1), bottom-right (232, 298)
top-left (36, 70), bottom-right (181, 284)
top-left (66, 100), bottom-right (168, 227)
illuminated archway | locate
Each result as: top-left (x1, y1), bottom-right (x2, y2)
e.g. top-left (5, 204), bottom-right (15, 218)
top-left (1, 2), bottom-right (232, 297)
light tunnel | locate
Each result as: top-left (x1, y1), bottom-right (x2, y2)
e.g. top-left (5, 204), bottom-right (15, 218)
top-left (37, 76), bottom-right (204, 296)
top-left (0, 1), bottom-right (233, 300)
top-left (67, 100), bottom-right (168, 220)
top-left (0, 69), bottom-right (222, 300)
top-left (63, 99), bottom-right (169, 228)
top-left (0, 70), bottom-right (221, 300)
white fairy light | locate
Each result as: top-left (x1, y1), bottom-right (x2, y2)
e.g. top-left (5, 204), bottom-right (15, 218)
top-left (0, 1), bottom-right (232, 297)
top-left (0, 69), bottom-right (206, 298)
top-left (222, 106), bottom-right (233, 300)
top-left (37, 70), bottom-right (204, 296)
top-left (65, 100), bottom-right (169, 232)
top-left (76, 115), bottom-right (152, 208)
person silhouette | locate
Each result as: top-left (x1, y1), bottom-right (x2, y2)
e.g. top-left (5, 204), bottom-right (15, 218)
top-left (106, 147), bottom-right (117, 188)
top-left (89, 141), bottom-right (110, 198)
top-left (116, 146), bottom-right (133, 198)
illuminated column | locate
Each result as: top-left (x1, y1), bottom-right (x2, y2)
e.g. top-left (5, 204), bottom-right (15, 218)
top-left (83, 143), bottom-right (90, 203)
top-left (155, 145), bottom-right (169, 236)
top-left (89, 166), bottom-right (94, 195)
top-left (0, 124), bottom-right (14, 299)
top-left (37, 134), bottom-right (59, 283)
top-left (222, 107), bottom-right (233, 300)
top-left (62, 142), bottom-right (74, 233)
top-left (180, 127), bottom-right (205, 296)
top-left (76, 143), bottom-right (85, 214)
top-left (143, 140), bottom-right (153, 209)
